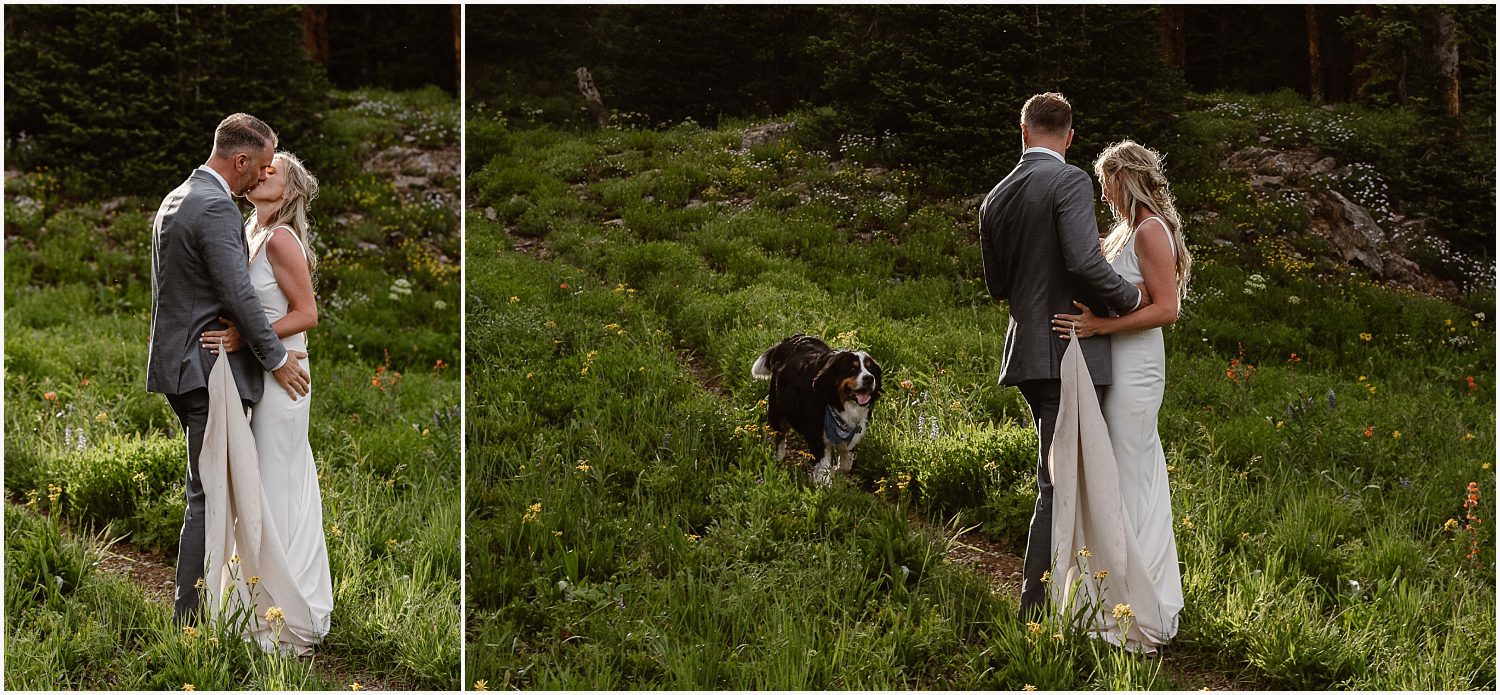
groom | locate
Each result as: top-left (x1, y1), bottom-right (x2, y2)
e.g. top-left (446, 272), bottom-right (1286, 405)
top-left (978, 93), bottom-right (1146, 621)
top-left (147, 113), bottom-right (310, 625)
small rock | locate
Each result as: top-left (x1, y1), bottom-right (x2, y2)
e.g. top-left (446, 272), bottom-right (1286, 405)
top-left (740, 122), bottom-right (796, 149)
top-left (603, 218), bottom-right (625, 227)
top-left (685, 199), bottom-right (704, 209)
top-left (1258, 136), bottom-right (1272, 143)
top-left (484, 207), bottom-right (497, 220)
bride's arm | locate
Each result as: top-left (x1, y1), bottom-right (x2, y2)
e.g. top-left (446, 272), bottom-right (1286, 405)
top-left (266, 229), bottom-right (318, 340)
top-left (1053, 219), bottom-right (1179, 338)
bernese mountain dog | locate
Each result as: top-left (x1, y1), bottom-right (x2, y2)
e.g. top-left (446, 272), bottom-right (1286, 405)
top-left (751, 334), bottom-right (883, 485)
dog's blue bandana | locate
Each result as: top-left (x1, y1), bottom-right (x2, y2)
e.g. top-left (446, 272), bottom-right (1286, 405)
top-left (825, 406), bottom-right (863, 446)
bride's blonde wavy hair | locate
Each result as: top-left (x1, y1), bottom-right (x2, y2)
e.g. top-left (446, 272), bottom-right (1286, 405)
top-left (1094, 140), bottom-right (1191, 299)
top-left (245, 151), bottom-right (319, 279)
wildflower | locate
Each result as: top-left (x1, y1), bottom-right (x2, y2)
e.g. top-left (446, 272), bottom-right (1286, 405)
top-left (1112, 603), bottom-right (1135, 620)
top-left (43, 391), bottom-right (57, 402)
top-left (1358, 375), bottom-right (1367, 382)
top-left (387, 539), bottom-right (398, 548)
top-left (899, 379), bottom-right (913, 390)
top-left (896, 471), bottom-right (912, 491)
top-left (1094, 570), bottom-right (1110, 580)
top-left (1052, 633), bottom-right (1064, 642)
top-left (95, 411), bottom-right (109, 422)
top-left (1359, 332), bottom-right (1372, 341)
top-left (575, 462), bottom-right (591, 473)
top-left (1286, 353), bottom-right (1300, 365)
top-left (559, 283), bottom-right (570, 290)
top-left (231, 554), bottom-right (240, 564)
top-left (1040, 570), bottom-right (1051, 583)
top-left (351, 683), bottom-right (363, 691)
top-left (248, 575), bottom-right (261, 587)
top-left (1026, 621), bottom-right (1042, 634)
top-left (1362, 427), bottom-right (1374, 437)
top-left (509, 296), bottom-right (520, 304)
top-left (1484, 463), bottom-right (1492, 471)
top-left (1467, 376), bottom-right (1477, 391)
top-left (132, 471), bottom-right (148, 484)
top-left (1023, 685), bottom-right (1038, 691)
top-left (330, 524), bottom-right (343, 537)
top-left (474, 681), bottom-right (490, 691)
top-left (685, 533), bottom-right (700, 542)
top-left (1181, 514), bottom-right (1195, 530)
top-left (1444, 518), bottom-right (1460, 531)
top-left (1240, 532), bottom-right (1251, 541)
top-left (1077, 547), bottom-right (1092, 558)
top-left (603, 323), bottom-right (620, 331)
top-left (1464, 433), bottom-right (1475, 441)
top-left (1392, 431), bottom-right (1401, 439)
top-left (182, 625), bottom-right (199, 638)
top-left (265, 606), bottom-right (285, 624)
top-left (182, 685), bottom-right (195, 691)
top-left (194, 578), bottom-right (206, 590)
top-left (553, 530), bottom-right (563, 537)
top-left (523, 502), bottom-right (542, 524)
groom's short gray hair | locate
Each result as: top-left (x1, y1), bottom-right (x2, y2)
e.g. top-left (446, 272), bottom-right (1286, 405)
top-left (212, 113), bottom-right (277, 158)
top-left (1021, 92), bottom-right (1072, 137)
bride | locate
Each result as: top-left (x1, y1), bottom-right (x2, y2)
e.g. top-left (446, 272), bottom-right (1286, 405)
top-left (201, 151), bottom-right (333, 655)
top-left (1051, 140), bottom-right (1190, 652)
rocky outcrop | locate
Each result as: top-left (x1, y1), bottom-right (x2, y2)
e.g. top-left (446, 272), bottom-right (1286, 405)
top-left (1222, 145), bottom-right (1458, 298)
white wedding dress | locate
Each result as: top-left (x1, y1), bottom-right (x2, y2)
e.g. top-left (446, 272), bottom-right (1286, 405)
top-left (202, 226), bottom-right (332, 656)
top-left (1049, 216), bottom-right (1182, 653)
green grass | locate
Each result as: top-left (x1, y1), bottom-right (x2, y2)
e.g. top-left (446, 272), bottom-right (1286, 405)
top-left (466, 104), bottom-right (1495, 689)
top-left (4, 89), bottom-right (461, 690)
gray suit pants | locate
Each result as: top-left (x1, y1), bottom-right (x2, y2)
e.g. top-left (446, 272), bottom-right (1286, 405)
top-left (165, 388), bottom-right (249, 624)
top-left (1017, 379), bottom-right (1105, 621)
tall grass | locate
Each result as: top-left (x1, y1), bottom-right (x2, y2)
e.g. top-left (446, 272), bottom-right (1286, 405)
top-left (466, 106), bottom-right (1494, 689)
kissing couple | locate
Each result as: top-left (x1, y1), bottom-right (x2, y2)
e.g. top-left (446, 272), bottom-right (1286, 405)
top-left (147, 113), bottom-right (332, 656)
top-left (981, 92), bottom-right (1192, 654)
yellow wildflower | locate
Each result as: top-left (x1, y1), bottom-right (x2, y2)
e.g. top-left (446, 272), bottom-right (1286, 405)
top-left (685, 533), bottom-right (701, 542)
top-left (1444, 518), bottom-right (1460, 531)
top-left (1359, 332), bottom-right (1372, 341)
top-left (181, 626), bottom-right (199, 638)
top-left (182, 685), bottom-right (195, 691)
top-left (1094, 570), bottom-right (1109, 580)
top-left (1023, 686), bottom-right (1037, 691)
top-left (350, 683), bottom-right (363, 691)
top-left (509, 296), bottom-right (520, 304)
top-left (1112, 603), bottom-right (1135, 620)
top-left (1181, 514), bottom-right (1195, 530)
top-left (1392, 431), bottom-right (1401, 439)
top-left (231, 554), bottom-right (240, 564)
top-left (331, 524), bottom-right (344, 537)
top-left (1040, 570), bottom-right (1051, 583)
top-left (1026, 621), bottom-right (1042, 635)
top-left (248, 576), bottom-right (261, 587)
top-left (523, 502), bottom-right (542, 524)
top-left (474, 680), bottom-right (490, 691)
top-left (265, 607), bottom-right (285, 623)
top-left (576, 462), bottom-right (591, 473)
top-left (1077, 547), bottom-right (1092, 558)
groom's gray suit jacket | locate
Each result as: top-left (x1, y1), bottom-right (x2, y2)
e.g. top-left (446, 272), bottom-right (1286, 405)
top-left (980, 151), bottom-right (1141, 386)
top-left (148, 169), bottom-right (286, 402)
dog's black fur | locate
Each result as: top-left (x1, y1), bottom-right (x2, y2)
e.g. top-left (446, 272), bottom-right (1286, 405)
top-left (751, 334), bottom-right (883, 483)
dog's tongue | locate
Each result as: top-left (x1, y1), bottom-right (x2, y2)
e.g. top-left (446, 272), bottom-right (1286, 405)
top-left (856, 392), bottom-right (872, 406)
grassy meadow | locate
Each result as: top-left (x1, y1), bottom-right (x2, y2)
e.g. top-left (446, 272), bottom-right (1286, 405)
top-left (465, 94), bottom-right (1495, 689)
top-left (4, 88), bottom-right (461, 690)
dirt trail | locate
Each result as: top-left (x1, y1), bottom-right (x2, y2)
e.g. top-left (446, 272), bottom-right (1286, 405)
top-left (657, 344), bottom-right (1265, 691)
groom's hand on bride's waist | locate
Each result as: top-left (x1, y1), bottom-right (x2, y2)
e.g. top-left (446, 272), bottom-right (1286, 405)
top-left (272, 360), bottom-right (311, 399)
top-left (200, 317), bottom-right (243, 354)
top-left (1134, 283), bottom-right (1153, 309)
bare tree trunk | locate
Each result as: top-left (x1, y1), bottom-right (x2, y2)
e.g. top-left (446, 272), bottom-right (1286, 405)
top-left (576, 67), bottom-right (609, 128)
top-left (302, 5), bottom-right (329, 65)
top-left (1351, 5), bottom-right (1375, 99)
top-left (452, 4), bottom-right (462, 94)
top-left (1435, 9), bottom-right (1461, 118)
top-left (1160, 5), bottom-right (1186, 69)
top-left (1306, 5), bottom-right (1325, 103)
